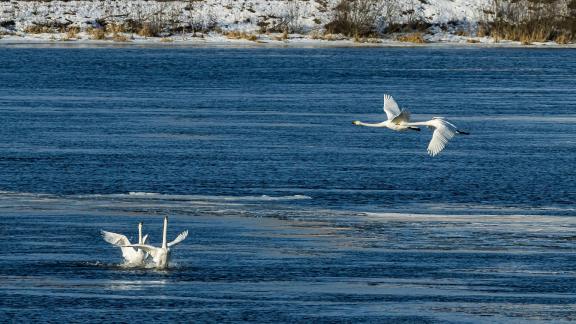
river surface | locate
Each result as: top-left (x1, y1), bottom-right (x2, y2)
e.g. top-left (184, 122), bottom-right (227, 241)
top-left (0, 45), bottom-right (575, 322)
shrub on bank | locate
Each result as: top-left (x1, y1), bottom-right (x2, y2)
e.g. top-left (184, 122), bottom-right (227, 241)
top-left (397, 32), bottom-right (425, 43)
top-left (478, 0), bottom-right (575, 44)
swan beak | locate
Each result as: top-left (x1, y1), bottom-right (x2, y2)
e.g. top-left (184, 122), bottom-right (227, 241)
top-left (352, 121), bottom-right (359, 126)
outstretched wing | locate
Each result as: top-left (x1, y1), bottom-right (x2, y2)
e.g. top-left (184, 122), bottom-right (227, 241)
top-left (427, 118), bottom-right (457, 157)
top-left (101, 230), bottom-right (131, 247)
top-left (383, 94), bottom-right (402, 121)
top-left (392, 110), bottom-right (411, 124)
top-left (124, 244), bottom-right (160, 258)
top-left (168, 230), bottom-right (188, 247)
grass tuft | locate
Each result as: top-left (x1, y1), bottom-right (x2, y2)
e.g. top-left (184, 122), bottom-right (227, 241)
top-left (226, 31), bottom-right (258, 41)
top-left (554, 33), bottom-right (571, 44)
top-left (24, 25), bottom-right (52, 34)
top-left (397, 33), bottom-right (426, 43)
top-left (137, 24), bottom-right (156, 38)
top-left (112, 33), bottom-right (129, 42)
top-left (87, 27), bottom-right (106, 40)
top-left (63, 26), bottom-right (80, 40)
top-left (479, 0), bottom-right (575, 44)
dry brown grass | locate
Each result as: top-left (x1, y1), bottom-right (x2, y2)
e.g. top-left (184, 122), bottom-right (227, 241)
top-left (554, 33), bottom-right (571, 44)
top-left (226, 31), bottom-right (258, 41)
top-left (273, 33), bottom-right (288, 41)
top-left (496, 27), bottom-right (550, 44)
top-left (245, 34), bottom-right (258, 41)
top-left (137, 24), bottom-right (155, 38)
top-left (62, 26), bottom-right (80, 40)
top-left (160, 37), bottom-right (174, 42)
top-left (365, 37), bottom-right (382, 43)
top-left (353, 36), bottom-right (382, 43)
top-left (106, 23), bottom-right (126, 34)
top-left (479, 0), bottom-right (575, 44)
top-left (520, 34), bottom-right (533, 45)
top-left (320, 33), bottom-right (346, 41)
top-left (397, 33), bottom-right (426, 43)
top-left (466, 38), bottom-right (480, 43)
top-left (310, 31), bottom-right (323, 40)
top-left (24, 25), bottom-right (52, 34)
top-left (477, 23), bottom-right (488, 37)
top-left (87, 27), bottom-right (106, 40)
top-left (112, 33), bottom-right (129, 42)
top-left (455, 28), bottom-right (470, 37)
top-left (104, 23), bottom-right (129, 42)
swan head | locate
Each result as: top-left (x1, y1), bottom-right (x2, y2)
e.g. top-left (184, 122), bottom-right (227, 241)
top-left (352, 120), bottom-right (361, 126)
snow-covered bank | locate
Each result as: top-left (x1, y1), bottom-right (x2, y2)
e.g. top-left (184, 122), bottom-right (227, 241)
top-left (2, 34), bottom-right (576, 48)
top-left (0, 0), bottom-right (573, 47)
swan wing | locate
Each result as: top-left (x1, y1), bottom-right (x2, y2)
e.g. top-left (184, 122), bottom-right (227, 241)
top-left (124, 244), bottom-right (160, 258)
top-left (119, 246), bottom-right (140, 262)
top-left (427, 118), bottom-right (457, 157)
top-left (101, 230), bottom-right (131, 247)
top-left (391, 110), bottom-right (411, 124)
top-left (168, 230), bottom-right (188, 247)
top-left (383, 94), bottom-right (402, 121)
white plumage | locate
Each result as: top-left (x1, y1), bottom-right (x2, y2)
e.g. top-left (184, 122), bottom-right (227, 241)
top-left (406, 117), bottom-right (459, 157)
top-left (353, 94), bottom-right (418, 131)
top-left (125, 216), bottom-right (188, 270)
top-left (354, 94), bottom-right (468, 156)
top-left (101, 222), bottom-right (149, 266)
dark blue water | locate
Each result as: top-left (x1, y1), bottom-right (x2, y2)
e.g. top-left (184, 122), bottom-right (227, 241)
top-left (1, 46), bottom-right (575, 211)
top-left (0, 46), bottom-right (575, 322)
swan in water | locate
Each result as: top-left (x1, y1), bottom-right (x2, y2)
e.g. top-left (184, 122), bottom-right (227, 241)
top-left (352, 94), bottom-right (421, 132)
top-left (125, 216), bottom-right (188, 269)
top-left (353, 94), bottom-right (468, 156)
top-left (101, 222), bottom-right (149, 266)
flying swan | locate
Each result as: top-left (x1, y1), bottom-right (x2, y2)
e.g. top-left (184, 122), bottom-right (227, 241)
top-left (124, 216), bottom-right (188, 270)
top-left (352, 94), bottom-right (421, 132)
top-left (101, 222), bottom-right (150, 266)
top-left (353, 94), bottom-right (468, 156)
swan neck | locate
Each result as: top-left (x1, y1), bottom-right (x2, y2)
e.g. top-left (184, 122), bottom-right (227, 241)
top-left (162, 216), bottom-right (168, 249)
top-left (138, 222), bottom-right (143, 244)
top-left (357, 121), bottom-right (384, 127)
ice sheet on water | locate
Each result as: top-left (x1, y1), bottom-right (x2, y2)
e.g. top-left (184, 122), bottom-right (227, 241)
top-left (123, 191), bottom-right (312, 201)
top-left (0, 190), bottom-right (312, 216)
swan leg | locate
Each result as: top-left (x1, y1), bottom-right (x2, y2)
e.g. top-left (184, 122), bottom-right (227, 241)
top-left (409, 127), bottom-right (421, 131)
top-left (456, 130), bottom-right (470, 135)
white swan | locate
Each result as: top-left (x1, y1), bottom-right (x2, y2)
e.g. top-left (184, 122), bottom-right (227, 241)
top-left (404, 117), bottom-right (469, 157)
top-left (352, 94), bottom-right (421, 131)
top-left (125, 216), bottom-right (188, 270)
top-left (353, 94), bottom-right (468, 156)
top-left (101, 222), bottom-right (149, 266)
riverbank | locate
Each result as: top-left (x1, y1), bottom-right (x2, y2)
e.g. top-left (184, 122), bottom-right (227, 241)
top-left (2, 0), bottom-right (574, 48)
top-left (2, 32), bottom-right (576, 48)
